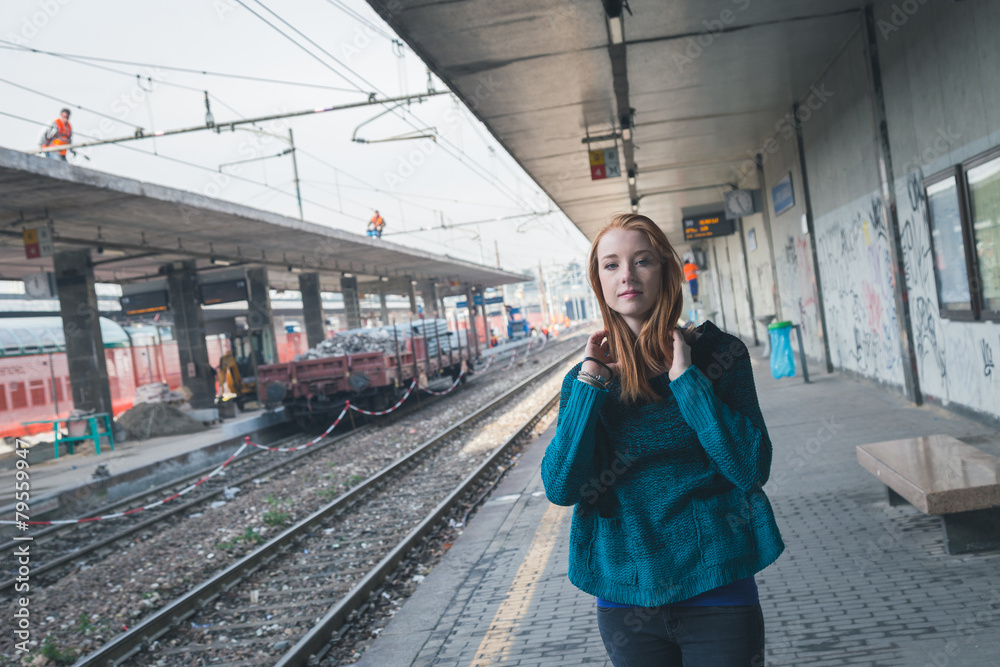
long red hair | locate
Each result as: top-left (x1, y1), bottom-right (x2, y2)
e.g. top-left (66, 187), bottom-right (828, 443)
top-left (588, 214), bottom-right (685, 403)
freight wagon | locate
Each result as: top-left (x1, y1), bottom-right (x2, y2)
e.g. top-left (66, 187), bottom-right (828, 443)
top-left (256, 322), bottom-right (476, 430)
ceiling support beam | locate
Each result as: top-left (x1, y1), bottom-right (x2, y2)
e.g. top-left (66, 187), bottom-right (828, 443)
top-left (603, 1), bottom-right (639, 213)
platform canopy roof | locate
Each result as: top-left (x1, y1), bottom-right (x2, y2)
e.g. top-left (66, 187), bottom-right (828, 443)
top-left (369, 0), bottom-right (861, 245)
top-left (0, 147), bottom-right (525, 294)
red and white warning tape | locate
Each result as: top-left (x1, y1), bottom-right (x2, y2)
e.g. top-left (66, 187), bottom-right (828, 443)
top-left (1, 444), bottom-right (249, 526)
top-left (347, 378), bottom-right (418, 416)
top-left (417, 369), bottom-right (466, 396)
top-left (244, 404), bottom-right (349, 451)
top-left (502, 348), bottom-right (518, 371)
top-left (6, 364), bottom-right (477, 527)
top-left (476, 354), bottom-right (494, 373)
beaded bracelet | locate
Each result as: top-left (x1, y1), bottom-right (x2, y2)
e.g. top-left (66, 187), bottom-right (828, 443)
top-left (577, 370), bottom-right (608, 387)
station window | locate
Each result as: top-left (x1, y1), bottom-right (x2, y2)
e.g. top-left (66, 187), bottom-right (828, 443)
top-left (924, 170), bottom-right (971, 315)
top-left (29, 380), bottom-right (46, 406)
top-left (9, 382), bottom-right (27, 410)
top-left (49, 377), bottom-right (63, 404)
top-left (924, 147), bottom-right (1000, 321)
top-left (0, 385), bottom-right (6, 411)
top-left (12, 329), bottom-right (39, 354)
top-left (965, 151), bottom-right (1000, 314)
top-left (0, 329), bottom-right (19, 356)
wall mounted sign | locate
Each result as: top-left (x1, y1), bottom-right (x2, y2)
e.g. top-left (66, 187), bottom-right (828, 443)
top-left (589, 147), bottom-right (621, 180)
top-left (772, 172), bottom-right (795, 216)
top-left (683, 212), bottom-right (734, 241)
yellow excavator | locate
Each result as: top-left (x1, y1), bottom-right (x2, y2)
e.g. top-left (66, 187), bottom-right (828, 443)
top-left (216, 327), bottom-right (263, 411)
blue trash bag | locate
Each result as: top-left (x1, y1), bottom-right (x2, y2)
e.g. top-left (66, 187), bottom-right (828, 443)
top-left (769, 322), bottom-right (796, 379)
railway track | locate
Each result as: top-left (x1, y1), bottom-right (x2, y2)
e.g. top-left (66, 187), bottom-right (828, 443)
top-left (0, 336), bottom-right (575, 607)
top-left (74, 343), bottom-right (578, 666)
top-left (0, 335), bottom-right (573, 602)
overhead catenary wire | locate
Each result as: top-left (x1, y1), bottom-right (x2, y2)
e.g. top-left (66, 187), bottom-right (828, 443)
top-left (3, 8), bottom-right (562, 246)
top-left (0, 109), bottom-right (356, 225)
top-left (0, 40), bottom-right (362, 94)
top-left (32, 90), bottom-right (449, 153)
top-left (323, 0), bottom-right (400, 43)
top-left (0, 77), bottom-right (137, 129)
top-left (239, 0), bottom-right (542, 213)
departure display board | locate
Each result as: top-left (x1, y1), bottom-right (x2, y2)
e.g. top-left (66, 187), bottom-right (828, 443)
top-left (121, 290), bottom-right (169, 315)
top-left (683, 213), bottom-right (734, 241)
top-left (200, 278), bottom-right (248, 305)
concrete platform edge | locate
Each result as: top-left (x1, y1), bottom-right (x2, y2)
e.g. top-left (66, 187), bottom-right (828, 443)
top-left (356, 417), bottom-right (560, 667)
top-left (0, 409), bottom-right (294, 522)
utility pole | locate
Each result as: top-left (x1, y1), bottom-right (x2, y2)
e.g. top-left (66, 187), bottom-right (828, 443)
top-left (538, 261), bottom-right (550, 325)
top-left (494, 239), bottom-right (501, 268)
top-left (289, 128), bottom-right (303, 220)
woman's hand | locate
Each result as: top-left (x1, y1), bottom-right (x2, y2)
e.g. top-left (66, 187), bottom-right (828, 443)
top-left (668, 328), bottom-right (692, 381)
top-left (582, 330), bottom-right (619, 381)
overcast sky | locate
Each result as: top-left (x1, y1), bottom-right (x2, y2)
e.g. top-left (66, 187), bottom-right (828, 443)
top-left (0, 0), bottom-right (593, 275)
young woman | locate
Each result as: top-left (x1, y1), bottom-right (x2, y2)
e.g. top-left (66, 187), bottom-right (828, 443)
top-left (541, 213), bottom-right (784, 666)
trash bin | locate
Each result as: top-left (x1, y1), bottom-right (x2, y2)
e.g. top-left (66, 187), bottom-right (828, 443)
top-left (768, 321), bottom-right (796, 379)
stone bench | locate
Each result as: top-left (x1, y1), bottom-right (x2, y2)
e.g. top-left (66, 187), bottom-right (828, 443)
top-left (856, 435), bottom-right (1000, 554)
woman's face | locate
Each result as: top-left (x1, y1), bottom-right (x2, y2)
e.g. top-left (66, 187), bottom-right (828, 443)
top-left (596, 228), bottom-right (662, 335)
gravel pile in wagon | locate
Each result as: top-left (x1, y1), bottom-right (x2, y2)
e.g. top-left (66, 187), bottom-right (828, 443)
top-left (295, 322), bottom-right (454, 361)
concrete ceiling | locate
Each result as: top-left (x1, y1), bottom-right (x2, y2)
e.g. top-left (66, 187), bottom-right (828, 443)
top-left (368, 0), bottom-right (862, 246)
top-left (0, 147), bottom-right (524, 294)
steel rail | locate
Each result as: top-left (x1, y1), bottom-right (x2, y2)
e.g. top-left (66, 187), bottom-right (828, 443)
top-left (0, 422), bottom-right (295, 553)
top-left (0, 424), bottom-right (359, 594)
top-left (277, 385), bottom-right (561, 665)
top-left (74, 344), bottom-right (581, 666)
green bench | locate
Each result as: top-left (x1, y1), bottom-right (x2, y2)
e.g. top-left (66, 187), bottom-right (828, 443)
top-left (21, 413), bottom-right (115, 459)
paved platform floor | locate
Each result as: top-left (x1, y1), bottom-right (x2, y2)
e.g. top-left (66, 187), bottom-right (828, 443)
top-left (359, 346), bottom-right (1000, 667)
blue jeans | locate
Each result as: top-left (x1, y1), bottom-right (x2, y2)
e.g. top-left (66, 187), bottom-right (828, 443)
top-left (597, 604), bottom-right (765, 666)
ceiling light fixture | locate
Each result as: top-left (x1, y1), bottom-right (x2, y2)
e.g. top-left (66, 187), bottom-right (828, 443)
top-left (607, 14), bottom-right (624, 44)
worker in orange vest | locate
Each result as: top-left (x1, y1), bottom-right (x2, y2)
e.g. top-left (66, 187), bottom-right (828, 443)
top-left (368, 211), bottom-right (385, 239)
top-left (40, 108), bottom-right (72, 161)
top-left (683, 257), bottom-right (699, 302)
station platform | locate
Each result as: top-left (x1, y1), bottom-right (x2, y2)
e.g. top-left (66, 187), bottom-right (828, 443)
top-left (0, 406), bottom-right (289, 520)
top-left (359, 346), bottom-right (1000, 667)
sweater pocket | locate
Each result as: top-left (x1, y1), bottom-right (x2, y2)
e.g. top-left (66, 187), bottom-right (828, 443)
top-left (588, 515), bottom-right (638, 585)
top-left (693, 491), bottom-right (755, 566)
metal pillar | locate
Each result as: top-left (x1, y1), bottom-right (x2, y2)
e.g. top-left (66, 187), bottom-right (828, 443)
top-left (165, 259), bottom-right (215, 409)
top-left (53, 248), bottom-right (113, 416)
top-left (246, 267), bottom-right (279, 365)
top-left (298, 272), bottom-right (326, 349)
top-left (340, 274), bottom-right (362, 330)
top-left (420, 280), bottom-right (439, 318)
top-left (407, 280), bottom-right (418, 315)
top-left (736, 216), bottom-right (759, 346)
top-left (378, 287), bottom-right (389, 325)
top-left (862, 6), bottom-right (920, 404)
top-left (757, 153), bottom-right (783, 322)
top-left (464, 284), bottom-right (480, 357)
top-left (793, 101), bottom-right (833, 373)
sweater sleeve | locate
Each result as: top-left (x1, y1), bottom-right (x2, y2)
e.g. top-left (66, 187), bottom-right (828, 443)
top-left (669, 353), bottom-right (772, 492)
top-left (540, 368), bottom-right (608, 506)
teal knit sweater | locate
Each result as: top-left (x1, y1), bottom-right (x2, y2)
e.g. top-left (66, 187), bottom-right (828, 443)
top-left (541, 321), bottom-right (784, 607)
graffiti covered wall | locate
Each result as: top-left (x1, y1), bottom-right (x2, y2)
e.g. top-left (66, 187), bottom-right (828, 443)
top-left (814, 194), bottom-right (906, 387)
